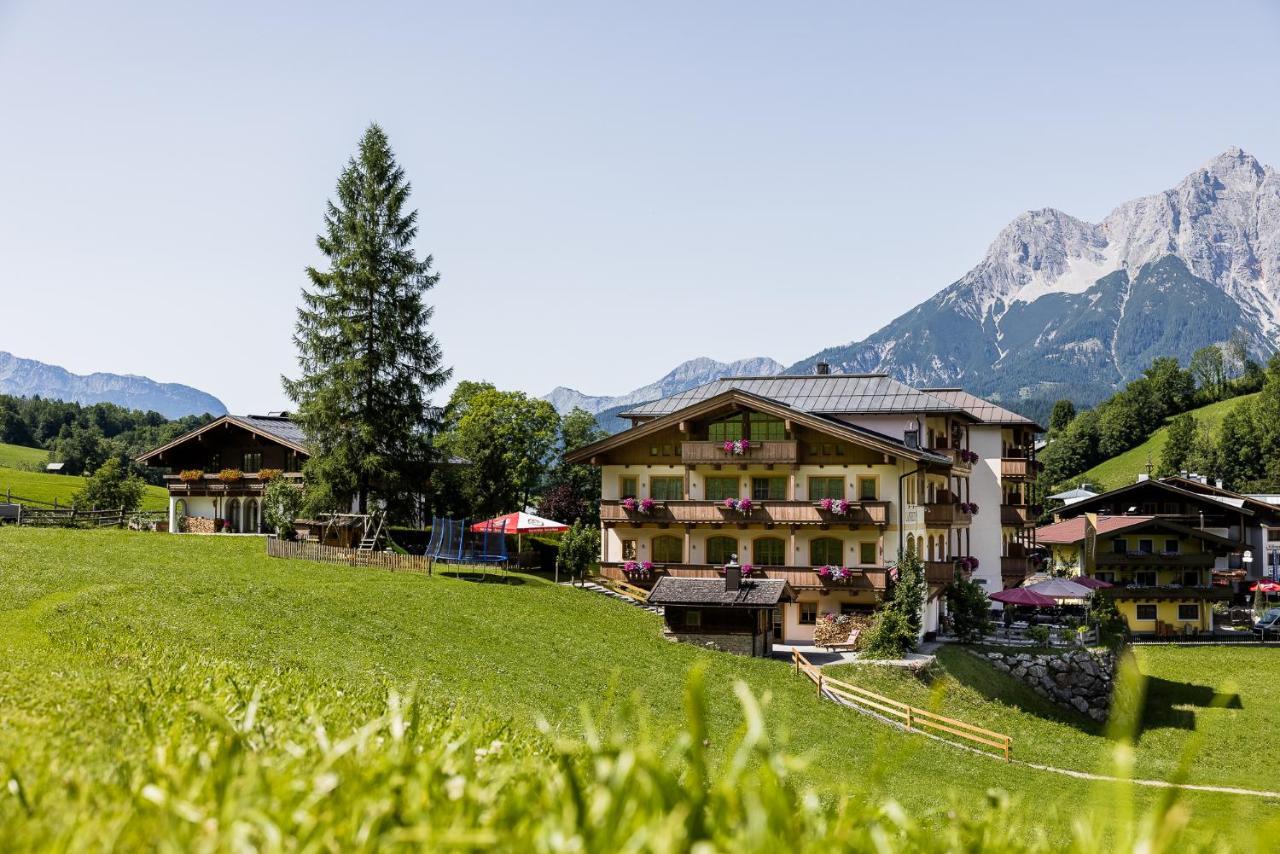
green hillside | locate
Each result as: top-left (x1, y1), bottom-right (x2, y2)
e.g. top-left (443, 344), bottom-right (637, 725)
top-left (1066, 393), bottom-right (1257, 493)
top-left (0, 463), bottom-right (168, 510)
top-left (0, 441), bottom-right (47, 469)
top-left (1, 529), bottom-right (1275, 848)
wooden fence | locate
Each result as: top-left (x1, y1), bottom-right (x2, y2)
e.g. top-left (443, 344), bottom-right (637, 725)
top-left (792, 649), bottom-right (1012, 761)
top-left (12, 507), bottom-right (127, 528)
top-left (266, 535), bottom-right (437, 574)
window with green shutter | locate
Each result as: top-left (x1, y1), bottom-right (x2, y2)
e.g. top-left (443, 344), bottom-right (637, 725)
top-left (706, 536), bottom-right (737, 565)
top-left (704, 477), bottom-right (739, 501)
top-left (748, 413), bottom-right (786, 440)
top-left (652, 536), bottom-right (683, 563)
top-left (707, 415), bottom-right (744, 442)
top-left (650, 477), bottom-right (683, 501)
top-left (809, 537), bottom-right (843, 567)
top-left (751, 477), bottom-right (785, 500)
top-left (753, 537), bottom-right (785, 566)
top-left (809, 477), bottom-right (844, 500)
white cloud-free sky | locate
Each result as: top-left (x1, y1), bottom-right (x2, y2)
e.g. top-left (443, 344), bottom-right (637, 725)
top-left (1, 1), bottom-right (1278, 413)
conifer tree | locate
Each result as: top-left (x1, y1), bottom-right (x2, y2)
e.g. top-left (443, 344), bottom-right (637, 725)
top-left (283, 124), bottom-right (450, 517)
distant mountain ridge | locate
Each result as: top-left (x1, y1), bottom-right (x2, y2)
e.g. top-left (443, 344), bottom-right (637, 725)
top-left (0, 351), bottom-right (227, 419)
top-left (788, 147), bottom-right (1280, 408)
top-left (545, 356), bottom-right (785, 416)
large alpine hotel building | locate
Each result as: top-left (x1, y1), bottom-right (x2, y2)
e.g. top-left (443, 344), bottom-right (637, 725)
top-left (564, 366), bottom-right (1043, 643)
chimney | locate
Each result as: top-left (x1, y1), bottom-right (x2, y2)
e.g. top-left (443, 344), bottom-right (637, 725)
top-left (815, 361), bottom-right (830, 375)
top-left (725, 565), bottom-right (741, 591)
top-left (1216, 478), bottom-right (1224, 489)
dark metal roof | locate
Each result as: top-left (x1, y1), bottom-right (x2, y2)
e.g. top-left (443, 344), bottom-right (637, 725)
top-left (919, 388), bottom-right (1043, 430)
top-left (646, 576), bottom-right (793, 607)
top-left (232, 415), bottom-right (310, 451)
top-left (621, 375), bottom-right (969, 418)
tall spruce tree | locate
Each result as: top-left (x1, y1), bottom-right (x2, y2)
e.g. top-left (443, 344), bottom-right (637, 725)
top-left (283, 124), bottom-right (450, 517)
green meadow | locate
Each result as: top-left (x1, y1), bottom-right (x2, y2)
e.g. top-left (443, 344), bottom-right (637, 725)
top-left (0, 529), bottom-right (1276, 849)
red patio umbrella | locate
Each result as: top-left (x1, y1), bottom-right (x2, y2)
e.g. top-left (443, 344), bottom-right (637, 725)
top-left (1069, 575), bottom-right (1113, 590)
top-left (989, 587), bottom-right (1057, 608)
top-left (469, 511), bottom-right (568, 534)
top-left (1250, 580), bottom-right (1280, 593)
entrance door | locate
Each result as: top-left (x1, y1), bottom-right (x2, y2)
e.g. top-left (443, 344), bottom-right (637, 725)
top-left (227, 498), bottom-right (241, 533)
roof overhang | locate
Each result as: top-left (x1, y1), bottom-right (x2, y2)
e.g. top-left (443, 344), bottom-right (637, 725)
top-left (564, 389), bottom-right (950, 466)
top-left (136, 415), bottom-right (311, 464)
top-left (1057, 479), bottom-right (1256, 520)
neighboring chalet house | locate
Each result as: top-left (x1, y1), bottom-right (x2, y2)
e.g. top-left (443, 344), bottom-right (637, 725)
top-left (1036, 514), bottom-right (1235, 636)
top-left (136, 414), bottom-right (307, 534)
top-left (562, 368), bottom-right (1043, 643)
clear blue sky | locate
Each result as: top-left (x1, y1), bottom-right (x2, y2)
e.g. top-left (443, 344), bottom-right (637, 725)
top-left (1, 1), bottom-right (1278, 414)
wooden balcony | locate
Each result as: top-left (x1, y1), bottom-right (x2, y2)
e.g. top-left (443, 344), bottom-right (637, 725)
top-left (1000, 457), bottom-right (1041, 479)
top-left (1095, 552), bottom-right (1215, 568)
top-left (680, 440), bottom-right (798, 466)
top-left (931, 446), bottom-right (973, 473)
top-left (923, 502), bottom-right (972, 527)
top-left (925, 561), bottom-right (960, 586)
top-left (600, 499), bottom-right (890, 527)
top-left (1100, 585), bottom-right (1232, 602)
top-left (1000, 504), bottom-right (1036, 527)
top-left (164, 472), bottom-right (303, 496)
top-left (598, 562), bottom-right (889, 592)
top-left (1001, 556), bottom-right (1032, 585)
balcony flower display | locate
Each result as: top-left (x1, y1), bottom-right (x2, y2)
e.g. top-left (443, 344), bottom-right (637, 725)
top-left (958, 501), bottom-right (979, 515)
top-left (638, 498), bottom-right (656, 514)
top-left (721, 498), bottom-right (754, 514)
top-left (621, 497), bottom-right (637, 512)
top-left (819, 497), bottom-right (853, 515)
top-left (217, 469), bottom-right (245, 484)
top-left (739, 563), bottom-right (755, 577)
top-left (720, 439), bottom-right (751, 455)
top-left (816, 565), bottom-right (851, 581)
top-left (954, 556), bottom-right (980, 572)
top-left (960, 449), bottom-right (980, 464)
top-left (622, 560), bottom-right (655, 580)
top-left (178, 469), bottom-right (204, 483)
top-left (258, 468), bottom-right (283, 482)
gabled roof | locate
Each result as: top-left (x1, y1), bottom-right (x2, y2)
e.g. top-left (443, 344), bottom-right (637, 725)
top-left (1035, 514), bottom-right (1239, 549)
top-left (620, 374), bottom-right (982, 419)
top-left (1054, 478), bottom-right (1256, 519)
top-left (920, 388), bottom-right (1045, 431)
top-left (646, 576), bottom-right (794, 607)
top-left (563, 388), bottom-right (952, 466)
top-left (136, 414), bottom-right (311, 464)
top-left (1162, 476), bottom-right (1280, 520)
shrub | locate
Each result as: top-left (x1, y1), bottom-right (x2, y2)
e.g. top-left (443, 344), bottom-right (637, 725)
top-left (945, 576), bottom-right (993, 643)
top-left (860, 609), bottom-right (915, 659)
top-left (1025, 625), bottom-right (1051, 646)
top-left (558, 519), bottom-right (600, 578)
top-left (72, 458), bottom-right (146, 512)
top-left (262, 477), bottom-right (304, 538)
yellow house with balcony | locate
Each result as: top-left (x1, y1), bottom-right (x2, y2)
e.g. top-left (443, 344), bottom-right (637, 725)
top-left (1035, 514), bottom-right (1235, 636)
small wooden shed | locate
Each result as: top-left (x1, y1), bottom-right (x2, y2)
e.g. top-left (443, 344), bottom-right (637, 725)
top-left (646, 572), bottom-right (794, 657)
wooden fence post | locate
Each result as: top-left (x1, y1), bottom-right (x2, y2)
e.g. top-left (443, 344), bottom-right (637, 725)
top-left (817, 672), bottom-right (823, 698)
top-left (905, 707), bottom-right (913, 732)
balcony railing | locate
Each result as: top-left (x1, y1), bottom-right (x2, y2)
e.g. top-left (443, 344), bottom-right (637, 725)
top-left (923, 502), bottom-right (972, 527)
top-left (598, 562), bottom-right (889, 592)
top-left (680, 440), bottom-right (798, 466)
top-left (601, 499), bottom-right (890, 527)
top-left (931, 446), bottom-right (974, 472)
top-left (925, 561), bottom-right (960, 585)
top-left (164, 472), bottom-right (304, 495)
top-left (1000, 457), bottom-right (1042, 479)
top-left (1001, 556), bottom-right (1032, 584)
top-left (1095, 553), bottom-right (1215, 568)
top-left (1000, 504), bottom-right (1037, 527)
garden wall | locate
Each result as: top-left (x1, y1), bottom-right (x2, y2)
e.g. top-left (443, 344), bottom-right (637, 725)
top-left (976, 648), bottom-right (1116, 722)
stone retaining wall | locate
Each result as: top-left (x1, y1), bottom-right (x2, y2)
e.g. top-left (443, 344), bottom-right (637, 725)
top-left (663, 630), bottom-right (765, 657)
top-left (976, 648), bottom-right (1116, 722)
